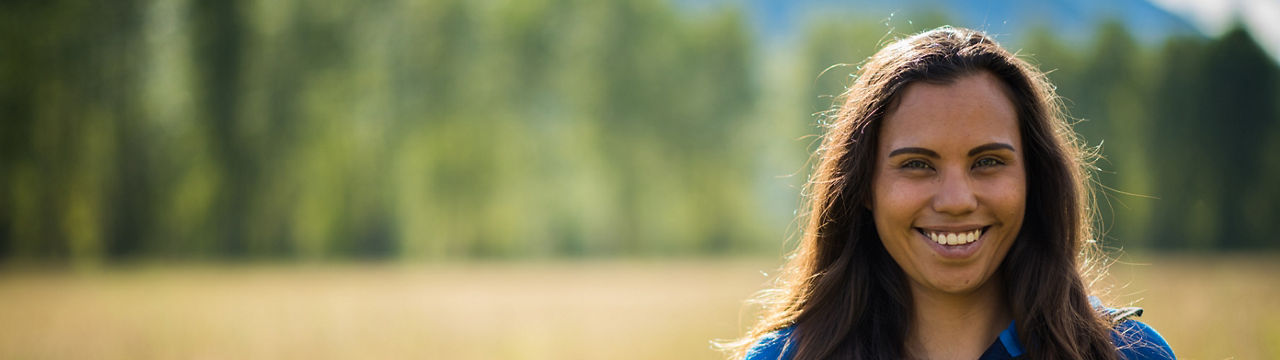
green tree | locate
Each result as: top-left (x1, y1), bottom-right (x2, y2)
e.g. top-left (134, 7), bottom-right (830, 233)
top-left (1197, 26), bottom-right (1280, 249)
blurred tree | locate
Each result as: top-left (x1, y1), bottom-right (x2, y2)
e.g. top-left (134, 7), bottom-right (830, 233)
top-left (2, 0), bottom-right (1279, 264)
top-left (0, 1), bottom-right (144, 264)
top-left (1197, 26), bottom-right (1280, 249)
top-left (192, 0), bottom-right (251, 257)
top-left (1147, 35), bottom-right (1212, 249)
top-left (1074, 20), bottom-right (1157, 249)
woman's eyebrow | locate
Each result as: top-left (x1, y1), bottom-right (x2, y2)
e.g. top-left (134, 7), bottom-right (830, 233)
top-left (887, 147), bottom-right (939, 158)
top-left (967, 142), bottom-right (1015, 156)
top-left (887, 143), bottom-right (1014, 158)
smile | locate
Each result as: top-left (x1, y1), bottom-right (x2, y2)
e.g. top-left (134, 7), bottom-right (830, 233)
top-left (916, 227), bottom-right (987, 246)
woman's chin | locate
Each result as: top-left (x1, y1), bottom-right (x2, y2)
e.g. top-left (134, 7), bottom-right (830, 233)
top-left (921, 270), bottom-right (992, 295)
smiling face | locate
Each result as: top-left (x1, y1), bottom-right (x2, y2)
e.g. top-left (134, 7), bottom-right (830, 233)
top-left (871, 71), bottom-right (1026, 296)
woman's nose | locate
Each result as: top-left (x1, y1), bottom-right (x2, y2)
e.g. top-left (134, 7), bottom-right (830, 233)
top-left (932, 170), bottom-right (978, 215)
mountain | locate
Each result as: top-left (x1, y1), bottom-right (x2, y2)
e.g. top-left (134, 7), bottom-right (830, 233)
top-left (678, 0), bottom-right (1206, 44)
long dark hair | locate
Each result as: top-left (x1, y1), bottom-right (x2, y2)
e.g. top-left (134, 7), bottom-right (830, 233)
top-left (726, 26), bottom-right (1118, 359)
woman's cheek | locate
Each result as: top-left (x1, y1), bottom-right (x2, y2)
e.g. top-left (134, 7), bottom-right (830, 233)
top-left (981, 172), bottom-right (1027, 219)
top-left (888, 179), bottom-right (934, 211)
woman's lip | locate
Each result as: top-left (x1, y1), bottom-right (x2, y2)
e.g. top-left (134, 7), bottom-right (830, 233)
top-left (915, 225), bottom-right (988, 232)
top-left (916, 227), bottom-right (987, 259)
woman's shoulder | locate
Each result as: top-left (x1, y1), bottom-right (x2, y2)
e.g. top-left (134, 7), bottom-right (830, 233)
top-left (1091, 297), bottom-right (1175, 359)
top-left (741, 302), bottom-right (1174, 360)
top-left (1111, 319), bottom-right (1176, 360)
top-left (743, 326), bottom-right (796, 360)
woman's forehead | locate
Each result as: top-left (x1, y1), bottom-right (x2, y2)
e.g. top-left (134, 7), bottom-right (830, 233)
top-left (879, 72), bottom-right (1021, 152)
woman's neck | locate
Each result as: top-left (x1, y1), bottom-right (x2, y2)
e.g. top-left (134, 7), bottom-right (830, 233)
top-left (906, 278), bottom-right (1012, 360)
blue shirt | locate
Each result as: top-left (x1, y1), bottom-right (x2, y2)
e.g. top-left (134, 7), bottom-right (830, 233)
top-left (745, 314), bottom-right (1174, 359)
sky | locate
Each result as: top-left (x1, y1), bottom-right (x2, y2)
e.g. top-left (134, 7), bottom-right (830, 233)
top-left (1149, 0), bottom-right (1280, 60)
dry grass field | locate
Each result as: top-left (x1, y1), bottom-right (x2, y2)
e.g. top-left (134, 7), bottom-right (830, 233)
top-left (0, 254), bottom-right (1274, 359)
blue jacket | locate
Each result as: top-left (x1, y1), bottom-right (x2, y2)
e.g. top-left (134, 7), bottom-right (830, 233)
top-left (744, 300), bottom-right (1174, 359)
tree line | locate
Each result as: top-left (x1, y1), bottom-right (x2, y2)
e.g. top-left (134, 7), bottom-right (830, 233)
top-left (1, 0), bottom-right (1276, 263)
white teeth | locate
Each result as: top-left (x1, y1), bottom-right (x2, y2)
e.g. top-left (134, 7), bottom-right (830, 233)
top-left (925, 228), bottom-right (984, 246)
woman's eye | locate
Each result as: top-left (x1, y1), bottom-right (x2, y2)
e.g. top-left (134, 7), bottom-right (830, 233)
top-left (973, 157), bottom-right (1004, 168)
top-left (902, 159), bottom-right (932, 170)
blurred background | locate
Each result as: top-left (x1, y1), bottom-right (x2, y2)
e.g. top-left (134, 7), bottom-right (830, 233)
top-left (1, 0), bottom-right (1278, 358)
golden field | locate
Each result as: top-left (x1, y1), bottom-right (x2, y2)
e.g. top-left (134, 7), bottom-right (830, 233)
top-left (0, 254), bottom-right (1274, 359)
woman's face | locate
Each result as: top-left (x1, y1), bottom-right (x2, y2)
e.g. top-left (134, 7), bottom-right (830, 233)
top-left (871, 71), bottom-right (1026, 296)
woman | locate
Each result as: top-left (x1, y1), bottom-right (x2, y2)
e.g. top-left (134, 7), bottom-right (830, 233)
top-left (727, 27), bottom-right (1174, 359)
